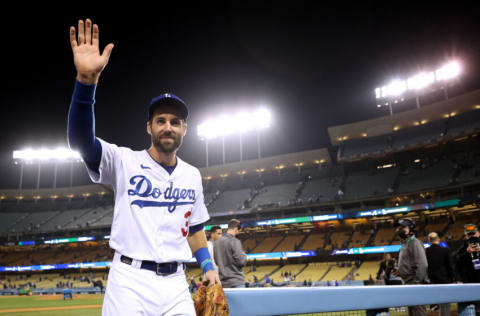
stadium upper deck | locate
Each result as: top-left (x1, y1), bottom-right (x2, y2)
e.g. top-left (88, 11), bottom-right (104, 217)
top-left (0, 89), bottom-right (479, 236)
top-left (328, 89), bottom-right (480, 162)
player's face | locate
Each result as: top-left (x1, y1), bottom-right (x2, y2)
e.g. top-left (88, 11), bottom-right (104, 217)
top-left (211, 229), bottom-right (222, 242)
top-left (148, 109), bottom-right (187, 154)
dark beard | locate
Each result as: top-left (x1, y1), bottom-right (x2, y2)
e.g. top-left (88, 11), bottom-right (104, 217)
top-left (153, 135), bottom-right (182, 153)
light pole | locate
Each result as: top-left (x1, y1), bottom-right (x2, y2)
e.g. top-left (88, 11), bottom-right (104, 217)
top-left (239, 133), bottom-right (243, 162)
top-left (222, 136), bottom-right (226, 165)
top-left (18, 163), bottom-right (24, 191)
top-left (197, 107), bottom-right (272, 166)
top-left (13, 148), bottom-right (82, 191)
top-left (205, 139), bottom-right (209, 168)
top-left (257, 130), bottom-right (261, 159)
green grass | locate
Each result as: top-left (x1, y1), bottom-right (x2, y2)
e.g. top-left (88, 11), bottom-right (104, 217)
top-left (2, 309), bottom-right (101, 316)
top-left (0, 294), bottom-right (103, 316)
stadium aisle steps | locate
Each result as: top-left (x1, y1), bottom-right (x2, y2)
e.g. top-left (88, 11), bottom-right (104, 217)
top-left (321, 263), bottom-right (354, 282)
top-left (38, 211), bottom-right (62, 230)
top-left (61, 206), bottom-right (96, 228)
top-left (270, 235), bottom-right (287, 252)
top-left (297, 233), bottom-right (311, 250)
top-left (296, 263), bottom-right (330, 282)
top-left (273, 234), bottom-right (305, 252)
top-left (89, 209), bottom-right (113, 226)
top-left (242, 237), bottom-right (256, 253)
top-left (251, 236), bottom-right (283, 253)
top-left (293, 264), bottom-right (309, 279)
top-left (318, 265), bottom-right (333, 282)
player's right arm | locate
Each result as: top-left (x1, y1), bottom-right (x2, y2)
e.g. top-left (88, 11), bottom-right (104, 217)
top-left (67, 19), bottom-right (114, 173)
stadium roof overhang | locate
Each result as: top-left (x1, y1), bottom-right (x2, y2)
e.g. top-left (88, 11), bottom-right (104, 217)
top-left (199, 148), bottom-right (331, 179)
top-left (328, 89), bottom-right (480, 146)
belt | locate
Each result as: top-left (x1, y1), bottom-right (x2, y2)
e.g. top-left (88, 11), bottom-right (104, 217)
top-left (120, 255), bottom-right (185, 276)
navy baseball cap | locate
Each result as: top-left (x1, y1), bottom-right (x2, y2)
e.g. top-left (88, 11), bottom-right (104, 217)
top-left (148, 93), bottom-right (188, 121)
top-left (394, 218), bottom-right (415, 229)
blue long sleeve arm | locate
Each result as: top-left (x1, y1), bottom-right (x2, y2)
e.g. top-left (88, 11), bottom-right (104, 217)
top-left (67, 81), bottom-right (102, 174)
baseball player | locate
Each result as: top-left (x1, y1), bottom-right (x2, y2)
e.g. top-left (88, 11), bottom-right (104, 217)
top-left (67, 19), bottom-right (220, 316)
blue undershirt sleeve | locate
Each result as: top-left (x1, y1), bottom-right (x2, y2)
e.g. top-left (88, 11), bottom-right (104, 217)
top-left (67, 81), bottom-right (102, 174)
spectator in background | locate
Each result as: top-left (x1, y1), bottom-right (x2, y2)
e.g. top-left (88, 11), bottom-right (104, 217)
top-left (264, 274), bottom-right (271, 286)
top-left (455, 224), bottom-right (480, 315)
top-left (394, 218), bottom-right (428, 316)
top-left (377, 253), bottom-right (402, 285)
top-left (207, 225), bottom-right (222, 273)
top-left (426, 232), bottom-right (455, 316)
top-left (189, 277), bottom-right (197, 293)
top-left (214, 219), bottom-right (248, 288)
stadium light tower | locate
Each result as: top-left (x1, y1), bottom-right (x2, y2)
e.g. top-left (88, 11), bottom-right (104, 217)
top-left (374, 61), bottom-right (462, 115)
top-left (197, 107), bottom-right (272, 167)
top-left (13, 147), bottom-right (82, 191)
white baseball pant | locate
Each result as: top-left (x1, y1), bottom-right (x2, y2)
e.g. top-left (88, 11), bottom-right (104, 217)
top-left (102, 252), bottom-right (195, 316)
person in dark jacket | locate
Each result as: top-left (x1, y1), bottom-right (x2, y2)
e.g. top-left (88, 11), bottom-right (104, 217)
top-left (426, 232), bottom-right (455, 316)
top-left (214, 219), bottom-right (248, 288)
top-left (376, 253), bottom-right (402, 285)
top-left (455, 224), bottom-right (480, 315)
top-left (395, 218), bottom-right (428, 316)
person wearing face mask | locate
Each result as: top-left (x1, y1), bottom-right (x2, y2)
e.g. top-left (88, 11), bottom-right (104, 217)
top-left (455, 224), bottom-right (480, 315)
top-left (394, 218), bottom-right (428, 316)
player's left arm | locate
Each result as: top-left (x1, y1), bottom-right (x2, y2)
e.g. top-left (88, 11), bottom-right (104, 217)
top-left (187, 229), bottom-right (221, 285)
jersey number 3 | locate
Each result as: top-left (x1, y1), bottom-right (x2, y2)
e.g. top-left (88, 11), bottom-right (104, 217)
top-left (181, 210), bottom-right (192, 237)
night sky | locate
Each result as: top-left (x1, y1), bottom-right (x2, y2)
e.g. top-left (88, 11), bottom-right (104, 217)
top-left (1, 3), bottom-right (480, 189)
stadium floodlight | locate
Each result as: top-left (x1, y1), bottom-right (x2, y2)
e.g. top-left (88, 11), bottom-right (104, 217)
top-left (374, 60), bottom-right (462, 114)
top-left (435, 61), bottom-right (461, 81)
top-left (13, 147), bottom-right (81, 162)
top-left (386, 80), bottom-right (407, 97)
top-left (197, 119), bottom-right (218, 140)
top-left (197, 107), bottom-right (272, 166)
top-left (13, 147), bottom-right (82, 192)
top-left (407, 72), bottom-right (435, 90)
top-left (252, 108), bottom-right (272, 129)
top-left (197, 108), bottom-right (272, 140)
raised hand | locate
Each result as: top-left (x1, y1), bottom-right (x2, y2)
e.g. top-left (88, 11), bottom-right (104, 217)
top-left (70, 19), bottom-right (114, 85)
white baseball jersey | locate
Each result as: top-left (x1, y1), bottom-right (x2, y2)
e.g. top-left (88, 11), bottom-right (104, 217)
top-left (86, 138), bottom-right (210, 263)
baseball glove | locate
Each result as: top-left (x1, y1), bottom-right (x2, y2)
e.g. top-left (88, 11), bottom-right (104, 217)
top-left (194, 282), bottom-right (229, 316)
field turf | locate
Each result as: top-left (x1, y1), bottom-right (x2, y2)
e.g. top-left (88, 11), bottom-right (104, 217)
top-left (0, 294), bottom-right (103, 315)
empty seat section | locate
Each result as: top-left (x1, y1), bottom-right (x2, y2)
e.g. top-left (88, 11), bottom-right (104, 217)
top-left (273, 235), bottom-right (304, 252)
top-left (355, 261), bottom-right (381, 281)
top-left (302, 234), bottom-right (326, 251)
top-left (344, 168), bottom-right (397, 200)
top-left (252, 182), bottom-right (299, 207)
top-left (208, 188), bottom-right (251, 213)
top-left (252, 237), bottom-right (283, 253)
top-left (397, 160), bottom-right (453, 193)
top-left (298, 262), bottom-right (330, 282)
top-left (300, 178), bottom-right (339, 203)
top-left (374, 228), bottom-right (396, 246)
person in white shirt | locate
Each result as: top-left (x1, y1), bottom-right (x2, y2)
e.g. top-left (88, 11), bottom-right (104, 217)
top-left (207, 226), bottom-right (222, 273)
